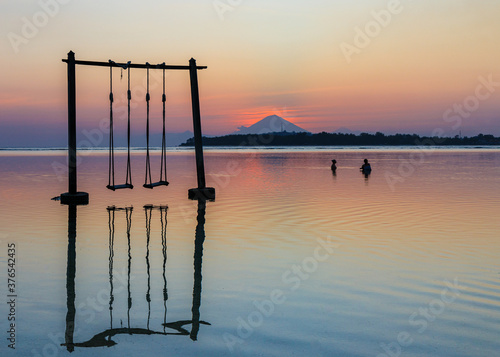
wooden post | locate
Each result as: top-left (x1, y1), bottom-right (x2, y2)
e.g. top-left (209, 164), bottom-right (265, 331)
top-left (68, 51), bottom-right (77, 194)
top-left (188, 58), bottom-right (215, 200)
top-left (60, 51), bottom-right (89, 205)
top-left (189, 58), bottom-right (206, 189)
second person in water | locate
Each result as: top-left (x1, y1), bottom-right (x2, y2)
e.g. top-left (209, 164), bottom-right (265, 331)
top-left (360, 159), bottom-right (371, 172)
top-left (331, 159), bottom-right (337, 172)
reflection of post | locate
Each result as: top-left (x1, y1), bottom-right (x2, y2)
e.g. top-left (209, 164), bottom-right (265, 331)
top-left (126, 208), bottom-right (133, 329)
top-left (108, 208), bottom-right (115, 330)
top-left (145, 207), bottom-right (152, 330)
top-left (190, 199), bottom-right (206, 341)
top-left (161, 207), bottom-right (168, 332)
top-left (65, 204), bottom-right (77, 352)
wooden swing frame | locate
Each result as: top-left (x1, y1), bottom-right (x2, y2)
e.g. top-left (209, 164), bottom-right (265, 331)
top-left (59, 51), bottom-right (215, 205)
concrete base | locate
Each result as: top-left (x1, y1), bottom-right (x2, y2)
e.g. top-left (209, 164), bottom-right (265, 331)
top-left (188, 187), bottom-right (215, 201)
top-left (60, 192), bottom-right (89, 205)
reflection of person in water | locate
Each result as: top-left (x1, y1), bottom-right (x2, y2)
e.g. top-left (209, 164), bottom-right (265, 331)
top-left (331, 159), bottom-right (337, 172)
top-left (360, 159), bottom-right (371, 172)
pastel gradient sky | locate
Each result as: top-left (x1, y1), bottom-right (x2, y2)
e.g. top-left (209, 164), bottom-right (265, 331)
top-left (1, 0), bottom-right (500, 146)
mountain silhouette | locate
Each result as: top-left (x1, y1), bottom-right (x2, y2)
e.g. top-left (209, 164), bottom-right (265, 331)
top-left (233, 115), bottom-right (310, 135)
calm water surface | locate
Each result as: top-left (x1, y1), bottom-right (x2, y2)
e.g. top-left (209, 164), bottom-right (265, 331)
top-left (0, 149), bottom-right (499, 357)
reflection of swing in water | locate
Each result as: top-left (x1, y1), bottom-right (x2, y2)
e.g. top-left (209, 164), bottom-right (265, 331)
top-left (62, 201), bottom-right (210, 351)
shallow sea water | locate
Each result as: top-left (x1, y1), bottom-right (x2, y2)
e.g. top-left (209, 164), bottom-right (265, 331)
top-left (0, 148), bottom-right (499, 357)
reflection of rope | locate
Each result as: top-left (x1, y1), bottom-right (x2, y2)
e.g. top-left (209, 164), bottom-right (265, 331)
top-left (106, 206), bottom-right (133, 328)
top-left (143, 205), bottom-right (168, 331)
top-left (126, 207), bottom-right (133, 329)
top-left (108, 208), bottom-right (115, 330)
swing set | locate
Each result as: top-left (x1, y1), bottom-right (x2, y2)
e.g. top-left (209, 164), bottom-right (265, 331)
top-left (59, 51), bottom-right (215, 205)
top-left (106, 61), bottom-right (169, 191)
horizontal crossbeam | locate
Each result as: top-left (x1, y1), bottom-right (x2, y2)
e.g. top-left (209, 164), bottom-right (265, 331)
top-left (62, 59), bottom-right (207, 70)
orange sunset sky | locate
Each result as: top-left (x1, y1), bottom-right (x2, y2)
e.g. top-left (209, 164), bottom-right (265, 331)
top-left (1, 0), bottom-right (500, 147)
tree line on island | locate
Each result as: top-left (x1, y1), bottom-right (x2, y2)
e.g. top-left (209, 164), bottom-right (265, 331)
top-left (180, 132), bottom-right (500, 147)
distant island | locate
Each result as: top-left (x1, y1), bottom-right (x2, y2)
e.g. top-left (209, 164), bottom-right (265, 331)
top-left (181, 115), bottom-right (499, 147)
top-left (180, 132), bottom-right (500, 147)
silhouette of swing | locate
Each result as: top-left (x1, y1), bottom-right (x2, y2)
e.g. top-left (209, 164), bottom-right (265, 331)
top-left (107, 61), bottom-right (133, 191)
top-left (59, 52), bottom-right (213, 203)
top-left (106, 62), bottom-right (169, 191)
top-left (144, 65), bottom-right (169, 189)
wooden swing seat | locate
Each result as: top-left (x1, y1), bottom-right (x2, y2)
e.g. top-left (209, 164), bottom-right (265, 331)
top-left (107, 183), bottom-right (134, 191)
top-left (143, 181), bottom-right (169, 189)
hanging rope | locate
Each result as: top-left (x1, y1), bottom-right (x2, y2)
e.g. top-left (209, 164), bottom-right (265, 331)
top-left (144, 63), bottom-right (153, 187)
top-left (107, 60), bottom-right (133, 191)
top-left (108, 63), bottom-right (115, 189)
top-left (125, 67), bottom-right (133, 187)
top-left (160, 67), bottom-right (168, 183)
top-left (144, 63), bottom-right (169, 189)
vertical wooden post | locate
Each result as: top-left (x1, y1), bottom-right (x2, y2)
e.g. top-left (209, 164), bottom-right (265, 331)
top-left (189, 58), bottom-right (206, 189)
top-left (60, 51), bottom-right (89, 205)
top-left (68, 51), bottom-right (77, 194)
top-left (188, 58), bottom-right (215, 200)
